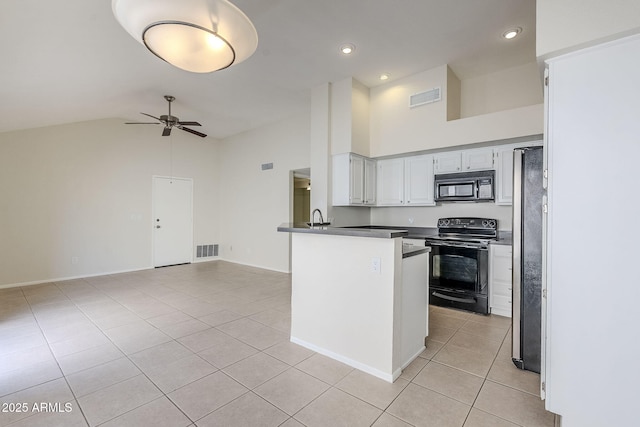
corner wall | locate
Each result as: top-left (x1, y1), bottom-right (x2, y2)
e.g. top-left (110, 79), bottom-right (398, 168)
top-left (0, 119), bottom-right (220, 287)
top-left (217, 110), bottom-right (311, 272)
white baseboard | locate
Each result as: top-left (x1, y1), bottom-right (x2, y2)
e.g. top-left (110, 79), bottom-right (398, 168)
top-left (401, 346), bottom-right (426, 370)
top-left (217, 257), bottom-right (291, 274)
top-left (0, 266), bottom-right (153, 290)
top-left (290, 336), bottom-right (398, 383)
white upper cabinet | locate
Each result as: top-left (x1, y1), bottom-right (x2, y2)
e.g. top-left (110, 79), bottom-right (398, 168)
top-left (495, 144), bottom-right (516, 205)
top-left (377, 155), bottom-right (435, 206)
top-left (405, 155), bottom-right (435, 206)
top-left (495, 141), bottom-right (542, 205)
top-left (376, 158), bottom-right (405, 205)
top-left (434, 152), bottom-right (462, 173)
top-left (332, 153), bottom-right (376, 206)
top-left (462, 148), bottom-right (494, 171)
top-left (364, 158), bottom-right (377, 205)
top-left (434, 147), bottom-right (494, 174)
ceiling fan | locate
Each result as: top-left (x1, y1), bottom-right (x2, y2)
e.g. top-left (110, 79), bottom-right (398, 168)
top-left (125, 95), bottom-right (207, 138)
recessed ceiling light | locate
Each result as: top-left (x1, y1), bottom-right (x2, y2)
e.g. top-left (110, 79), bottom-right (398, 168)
top-left (379, 73), bottom-right (390, 81)
top-left (340, 43), bottom-right (355, 55)
top-left (502, 27), bottom-right (522, 40)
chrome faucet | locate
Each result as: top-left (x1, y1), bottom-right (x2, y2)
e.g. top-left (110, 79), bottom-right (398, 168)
top-left (311, 208), bottom-right (324, 226)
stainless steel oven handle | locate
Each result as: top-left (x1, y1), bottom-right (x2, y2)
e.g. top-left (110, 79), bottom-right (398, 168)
top-left (427, 242), bottom-right (488, 250)
top-left (432, 291), bottom-right (477, 304)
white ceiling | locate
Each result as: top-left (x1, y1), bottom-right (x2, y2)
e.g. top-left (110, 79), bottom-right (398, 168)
top-left (1, 0), bottom-right (536, 140)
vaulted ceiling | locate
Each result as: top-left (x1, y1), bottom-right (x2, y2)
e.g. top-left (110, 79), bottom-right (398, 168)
top-left (1, 0), bottom-right (535, 139)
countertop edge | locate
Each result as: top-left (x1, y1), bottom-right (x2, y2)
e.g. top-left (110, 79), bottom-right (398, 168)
top-left (277, 224), bottom-right (408, 239)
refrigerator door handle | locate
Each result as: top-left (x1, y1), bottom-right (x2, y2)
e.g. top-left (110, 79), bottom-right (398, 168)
top-left (512, 149), bottom-right (524, 364)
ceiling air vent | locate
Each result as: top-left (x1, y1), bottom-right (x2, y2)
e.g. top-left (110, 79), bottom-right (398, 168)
top-left (409, 87), bottom-right (441, 108)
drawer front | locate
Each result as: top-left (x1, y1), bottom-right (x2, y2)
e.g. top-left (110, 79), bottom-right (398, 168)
top-left (492, 283), bottom-right (512, 297)
top-left (492, 294), bottom-right (512, 308)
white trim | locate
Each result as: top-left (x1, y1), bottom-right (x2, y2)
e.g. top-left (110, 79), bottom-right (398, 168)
top-left (401, 345), bottom-right (426, 371)
top-left (291, 336), bottom-right (399, 383)
top-left (0, 266), bottom-right (154, 289)
top-left (217, 257), bottom-right (291, 274)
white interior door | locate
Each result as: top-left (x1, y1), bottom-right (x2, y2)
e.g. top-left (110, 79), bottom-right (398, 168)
top-left (153, 176), bottom-right (193, 267)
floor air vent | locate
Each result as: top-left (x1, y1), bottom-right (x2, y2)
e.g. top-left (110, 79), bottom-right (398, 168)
top-left (197, 244), bottom-right (218, 258)
top-left (409, 87), bottom-right (441, 108)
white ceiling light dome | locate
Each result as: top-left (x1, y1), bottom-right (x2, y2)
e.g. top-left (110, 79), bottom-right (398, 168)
top-left (112, 0), bottom-right (258, 73)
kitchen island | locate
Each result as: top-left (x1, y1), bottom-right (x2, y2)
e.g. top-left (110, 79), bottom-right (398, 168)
top-left (277, 223), bottom-right (430, 382)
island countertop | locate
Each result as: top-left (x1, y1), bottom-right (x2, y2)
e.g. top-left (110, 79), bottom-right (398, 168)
top-left (277, 223), bottom-right (409, 239)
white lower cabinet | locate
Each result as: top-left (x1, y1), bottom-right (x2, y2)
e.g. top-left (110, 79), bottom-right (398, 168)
top-left (489, 244), bottom-right (512, 317)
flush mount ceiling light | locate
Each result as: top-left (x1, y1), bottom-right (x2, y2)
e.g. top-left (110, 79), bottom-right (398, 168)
top-left (379, 73), bottom-right (390, 81)
top-left (340, 43), bottom-right (355, 55)
top-left (112, 0), bottom-right (258, 73)
top-left (502, 27), bottom-right (522, 40)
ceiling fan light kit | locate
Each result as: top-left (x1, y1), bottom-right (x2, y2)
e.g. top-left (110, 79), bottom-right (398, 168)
top-left (112, 0), bottom-right (258, 73)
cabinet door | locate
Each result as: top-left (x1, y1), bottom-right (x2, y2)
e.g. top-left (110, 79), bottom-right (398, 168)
top-left (332, 153), bottom-right (351, 206)
top-left (463, 148), bottom-right (494, 171)
top-left (405, 155), bottom-right (435, 206)
top-left (434, 152), bottom-right (462, 173)
top-left (376, 158), bottom-right (404, 205)
top-left (349, 154), bottom-right (365, 205)
top-left (495, 146), bottom-right (515, 205)
top-left (364, 158), bottom-right (377, 205)
top-left (489, 244), bottom-right (513, 317)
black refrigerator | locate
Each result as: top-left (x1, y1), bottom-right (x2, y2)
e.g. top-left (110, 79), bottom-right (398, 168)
top-left (511, 146), bottom-right (543, 373)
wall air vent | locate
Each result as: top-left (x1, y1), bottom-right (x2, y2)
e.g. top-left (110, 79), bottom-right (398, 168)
top-left (409, 87), bottom-right (441, 108)
top-left (197, 244), bottom-right (218, 258)
top-left (261, 162), bottom-right (274, 171)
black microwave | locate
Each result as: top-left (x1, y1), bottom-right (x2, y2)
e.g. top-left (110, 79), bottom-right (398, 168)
top-left (434, 170), bottom-right (495, 202)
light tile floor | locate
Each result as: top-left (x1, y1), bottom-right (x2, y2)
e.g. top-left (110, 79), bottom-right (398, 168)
top-left (0, 261), bottom-right (557, 426)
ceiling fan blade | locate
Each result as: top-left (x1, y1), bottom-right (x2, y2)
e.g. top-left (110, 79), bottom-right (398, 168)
top-left (178, 126), bottom-right (207, 138)
top-left (140, 112), bottom-right (162, 122)
top-left (177, 121), bottom-right (201, 126)
top-left (125, 122), bottom-right (160, 125)
top-left (162, 127), bottom-right (172, 136)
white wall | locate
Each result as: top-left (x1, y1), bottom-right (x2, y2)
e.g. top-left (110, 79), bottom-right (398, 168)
top-left (217, 111), bottom-right (310, 272)
top-left (544, 34), bottom-right (640, 427)
top-left (0, 119), bottom-right (220, 287)
top-left (460, 62), bottom-right (543, 118)
top-left (369, 65), bottom-right (543, 157)
top-left (537, 0), bottom-right (640, 58)
top-left (330, 77), bottom-right (370, 157)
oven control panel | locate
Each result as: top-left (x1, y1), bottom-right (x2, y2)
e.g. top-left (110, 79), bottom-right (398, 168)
top-left (437, 217), bottom-right (497, 230)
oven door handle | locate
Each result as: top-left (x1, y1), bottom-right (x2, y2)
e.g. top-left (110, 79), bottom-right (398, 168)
top-left (432, 291), bottom-right (477, 304)
top-left (427, 242), bottom-right (487, 250)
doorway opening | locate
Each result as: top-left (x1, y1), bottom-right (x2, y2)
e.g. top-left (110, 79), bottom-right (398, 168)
top-left (292, 168), bottom-right (311, 224)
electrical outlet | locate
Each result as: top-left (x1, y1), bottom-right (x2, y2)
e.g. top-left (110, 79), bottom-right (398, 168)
top-left (371, 257), bottom-right (381, 273)
top-left (71, 256), bottom-right (79, 265)
top-left (408, 217), bottom-right (414, 224)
